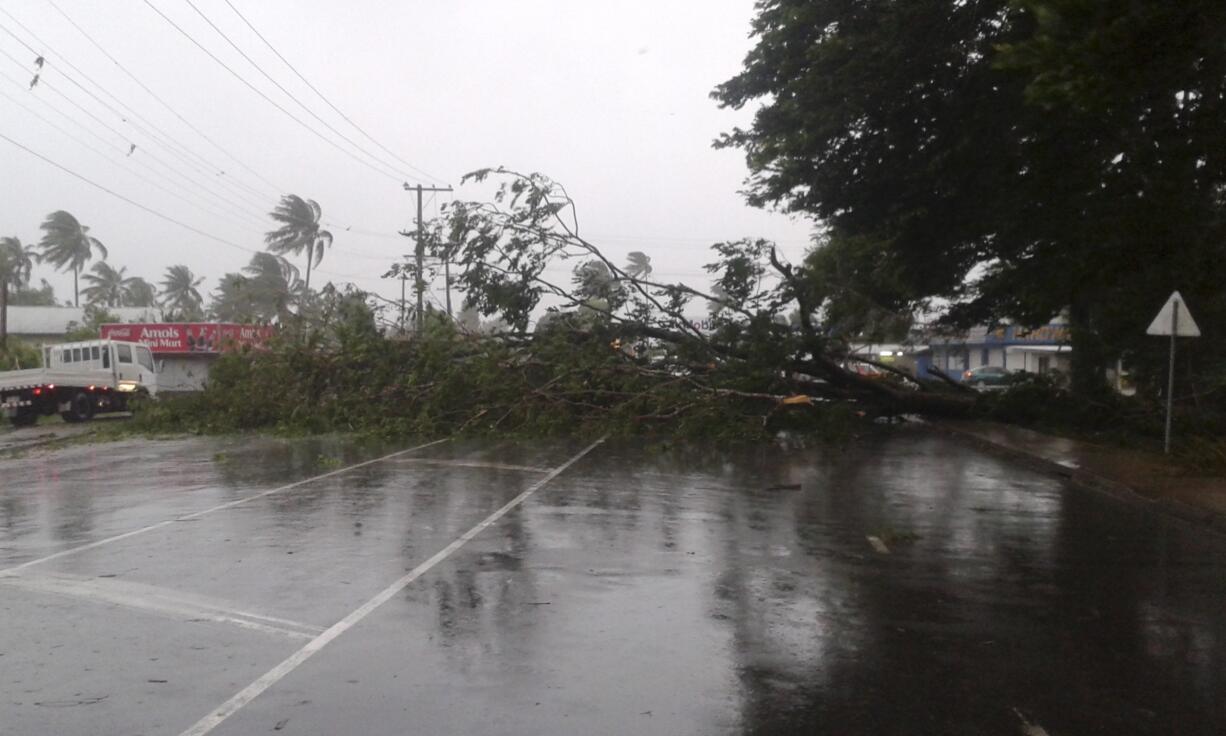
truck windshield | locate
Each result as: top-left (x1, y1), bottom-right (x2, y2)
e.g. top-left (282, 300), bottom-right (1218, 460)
top-left (136, 347), bottom-right (154, 371)
top-left (117, 344), bottom-right (132, 364)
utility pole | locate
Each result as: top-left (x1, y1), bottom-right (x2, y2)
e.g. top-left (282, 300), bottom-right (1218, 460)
top-left (443, 236), bottom-right (453, 317)
top-left (399, 273), bottom-right (407, 332)
top-left (404, 183), bottom-right (453, 333)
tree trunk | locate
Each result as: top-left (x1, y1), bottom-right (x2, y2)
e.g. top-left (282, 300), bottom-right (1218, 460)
top-left (73, 267), bottom-right (79, 307)
top-left (444, 256), bottom-right (452, 317)
top-left (1069, 296), bottom-right (1110, 398)
top-left (304, 252), bottom-right (312, 294)
top-left (1, 282), bottom-right (8, 349)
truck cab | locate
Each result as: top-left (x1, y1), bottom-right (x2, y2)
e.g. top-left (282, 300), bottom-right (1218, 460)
top-left (43, 340), bottom-right (161, 397)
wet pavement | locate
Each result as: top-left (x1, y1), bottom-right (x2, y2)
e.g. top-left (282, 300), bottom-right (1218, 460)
top-left (943, 419), bottom-right (1226, 518)
top-left (0, 419), bottom-right (119, 456)
top-left (1, 429), bottom-right (1224, 735)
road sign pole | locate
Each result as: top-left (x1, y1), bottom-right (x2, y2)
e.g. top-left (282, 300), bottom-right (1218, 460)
top-left (1148, 291), bottom-right (1199, 455)
top-left (1164, 300), bottom-right (1179, 454)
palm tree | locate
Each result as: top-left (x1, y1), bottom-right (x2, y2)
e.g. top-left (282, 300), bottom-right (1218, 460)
top-left (37, 211), bottom-right (107, 307)
top-left (0, 237), bottom-right (38, 348)
top-left (210, 273), bottom-right (255, 323)
top-left (265, 195), bottom-right (332, 294)
top-left (160, 265), bottom-right (204, 319)
top-left (80, 261), bottom-right (128, 307)
top-left (624, 251), bottom-right (653, 279)
top-left (123, 277), bottom-right (158, 308)
top-left (245, 252), bottom-right (303, 321)
top-left (211, 253), bottom-right (302, 323)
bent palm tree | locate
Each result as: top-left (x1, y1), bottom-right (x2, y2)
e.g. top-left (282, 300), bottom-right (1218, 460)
top-left (37, 211), bottom-right (107, 307)
top-left (0, 236), bottom-right (38, 348)
top-left (244, 252), bottom-right (303, 322)
top-left (209, 273), bottom-right (254, 323)
top-left (160, 264), bottom-right (204, 319)
top-left (123, 277), bottom-right (158, 308)
top-left (265, 195), bottom-right (332, 294)
top-left (624, 251), bottom-right (652, 279)
top-left (212, 253), bottom-right (302, 323)
top-left (81, 261), bottom-right (128, 307)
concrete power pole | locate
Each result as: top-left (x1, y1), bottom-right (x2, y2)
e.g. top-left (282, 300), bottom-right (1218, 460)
top-left (404, 183), bottom-right (453, 333)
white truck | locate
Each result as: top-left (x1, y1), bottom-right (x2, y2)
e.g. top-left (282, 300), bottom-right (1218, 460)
top-left (0, 339), bottom-right (160, 428)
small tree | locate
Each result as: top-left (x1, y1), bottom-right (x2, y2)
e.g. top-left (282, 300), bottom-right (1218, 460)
top-left (0, 236), bottom-right (38, 348)
top-left (10, 278), bottom-right (57, 306)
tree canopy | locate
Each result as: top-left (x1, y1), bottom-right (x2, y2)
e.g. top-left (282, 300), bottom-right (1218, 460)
top-left (712, 0), bottom-right (1226, 395)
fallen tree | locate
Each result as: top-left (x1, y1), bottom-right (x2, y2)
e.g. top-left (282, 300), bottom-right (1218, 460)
top-left (133, 170), bottom-right (986, 441)
top-left (399, 168), bottom-right (979, 420)
top-left (125, 171), bottom-right (1219, 446)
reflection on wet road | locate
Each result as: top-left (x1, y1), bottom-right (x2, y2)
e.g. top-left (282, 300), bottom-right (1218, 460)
top-left (1, 429), bottom-right (1223, 735)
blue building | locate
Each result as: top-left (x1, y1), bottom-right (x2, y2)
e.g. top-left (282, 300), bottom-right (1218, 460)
top-left (925, 322), bottom-right (1072, 380)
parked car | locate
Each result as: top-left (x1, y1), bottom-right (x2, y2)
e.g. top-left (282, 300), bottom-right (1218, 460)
top-left (843, 361), bottom-right (887, 379)
top-left (962, 365), bottom-right (1012, 390)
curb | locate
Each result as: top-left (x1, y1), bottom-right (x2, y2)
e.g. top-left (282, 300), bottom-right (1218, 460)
top-left (936, 422), bottom-right (1226, 537)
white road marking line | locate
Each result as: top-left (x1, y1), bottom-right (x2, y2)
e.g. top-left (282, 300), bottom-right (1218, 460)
top-left (1, 572), bottom-right (323, 640)
top-left (0, 438), bottom-right (448, 578)
top-left (389, 458), bottom-right (552, 473)
top-left (866, 535), bottom-right (891, 554)
top-left (1013, 707), bottom-right (1052, 736)
top-left (178, 436), bottom-right (607, 736)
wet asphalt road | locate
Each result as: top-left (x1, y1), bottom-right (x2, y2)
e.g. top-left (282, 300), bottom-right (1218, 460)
top-left (1, 429), bottom-right (1224, 736)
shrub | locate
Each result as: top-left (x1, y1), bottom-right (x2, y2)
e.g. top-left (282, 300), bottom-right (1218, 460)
top-left (0, 339), bottom-right (42, 370)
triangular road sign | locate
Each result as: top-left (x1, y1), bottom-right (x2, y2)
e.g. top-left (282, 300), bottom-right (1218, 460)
top-left (1147, 291), bottom-right (1201, 337)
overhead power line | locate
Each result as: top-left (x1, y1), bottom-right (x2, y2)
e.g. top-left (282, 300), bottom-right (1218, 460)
top-left (0, 9), bottom-right (271, 205)
top-left (180, 0), bottom-right (440, 186)
top-left (0, 47), bottom-right (275, 226)
top-left (0, 80), bottom-right (268, 233)
top-left (0, 129), bottom-right (262, 257)
top-left (19, 2), bottom-right (437, 254)
top-left (141, 0), bottom-right (410, 185)
top-left (219, 0), bottom-right (444, 184)
top-left (43, 0), bottom-right (285, 198)
top-left (0, 34), bottom-right (273, 225)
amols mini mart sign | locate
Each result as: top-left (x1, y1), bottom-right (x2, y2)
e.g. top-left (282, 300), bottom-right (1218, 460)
top-left (99, 323), bottom-right (275, 355)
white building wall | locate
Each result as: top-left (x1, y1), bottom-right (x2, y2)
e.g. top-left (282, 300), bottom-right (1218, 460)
top-left (157, 355), bottom-right (216, 394)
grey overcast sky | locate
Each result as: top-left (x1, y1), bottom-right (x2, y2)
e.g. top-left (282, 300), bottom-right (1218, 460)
top-left (0, 0), bottom-right (814, 314)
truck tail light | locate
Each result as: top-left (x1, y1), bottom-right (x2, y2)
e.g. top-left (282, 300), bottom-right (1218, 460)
top-left (32, 387), bottom-right (42, 396)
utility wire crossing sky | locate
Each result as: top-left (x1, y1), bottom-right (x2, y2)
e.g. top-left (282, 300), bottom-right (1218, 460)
top-left (0, 0), bottom-right (813, 312)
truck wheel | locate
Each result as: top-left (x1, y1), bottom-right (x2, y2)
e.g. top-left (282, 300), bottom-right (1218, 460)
top-left (61, 391), bottom-right (96, 423)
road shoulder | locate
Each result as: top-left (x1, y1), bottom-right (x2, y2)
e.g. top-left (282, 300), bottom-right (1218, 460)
top-left (937, 419), bottom-right (1226, 535)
